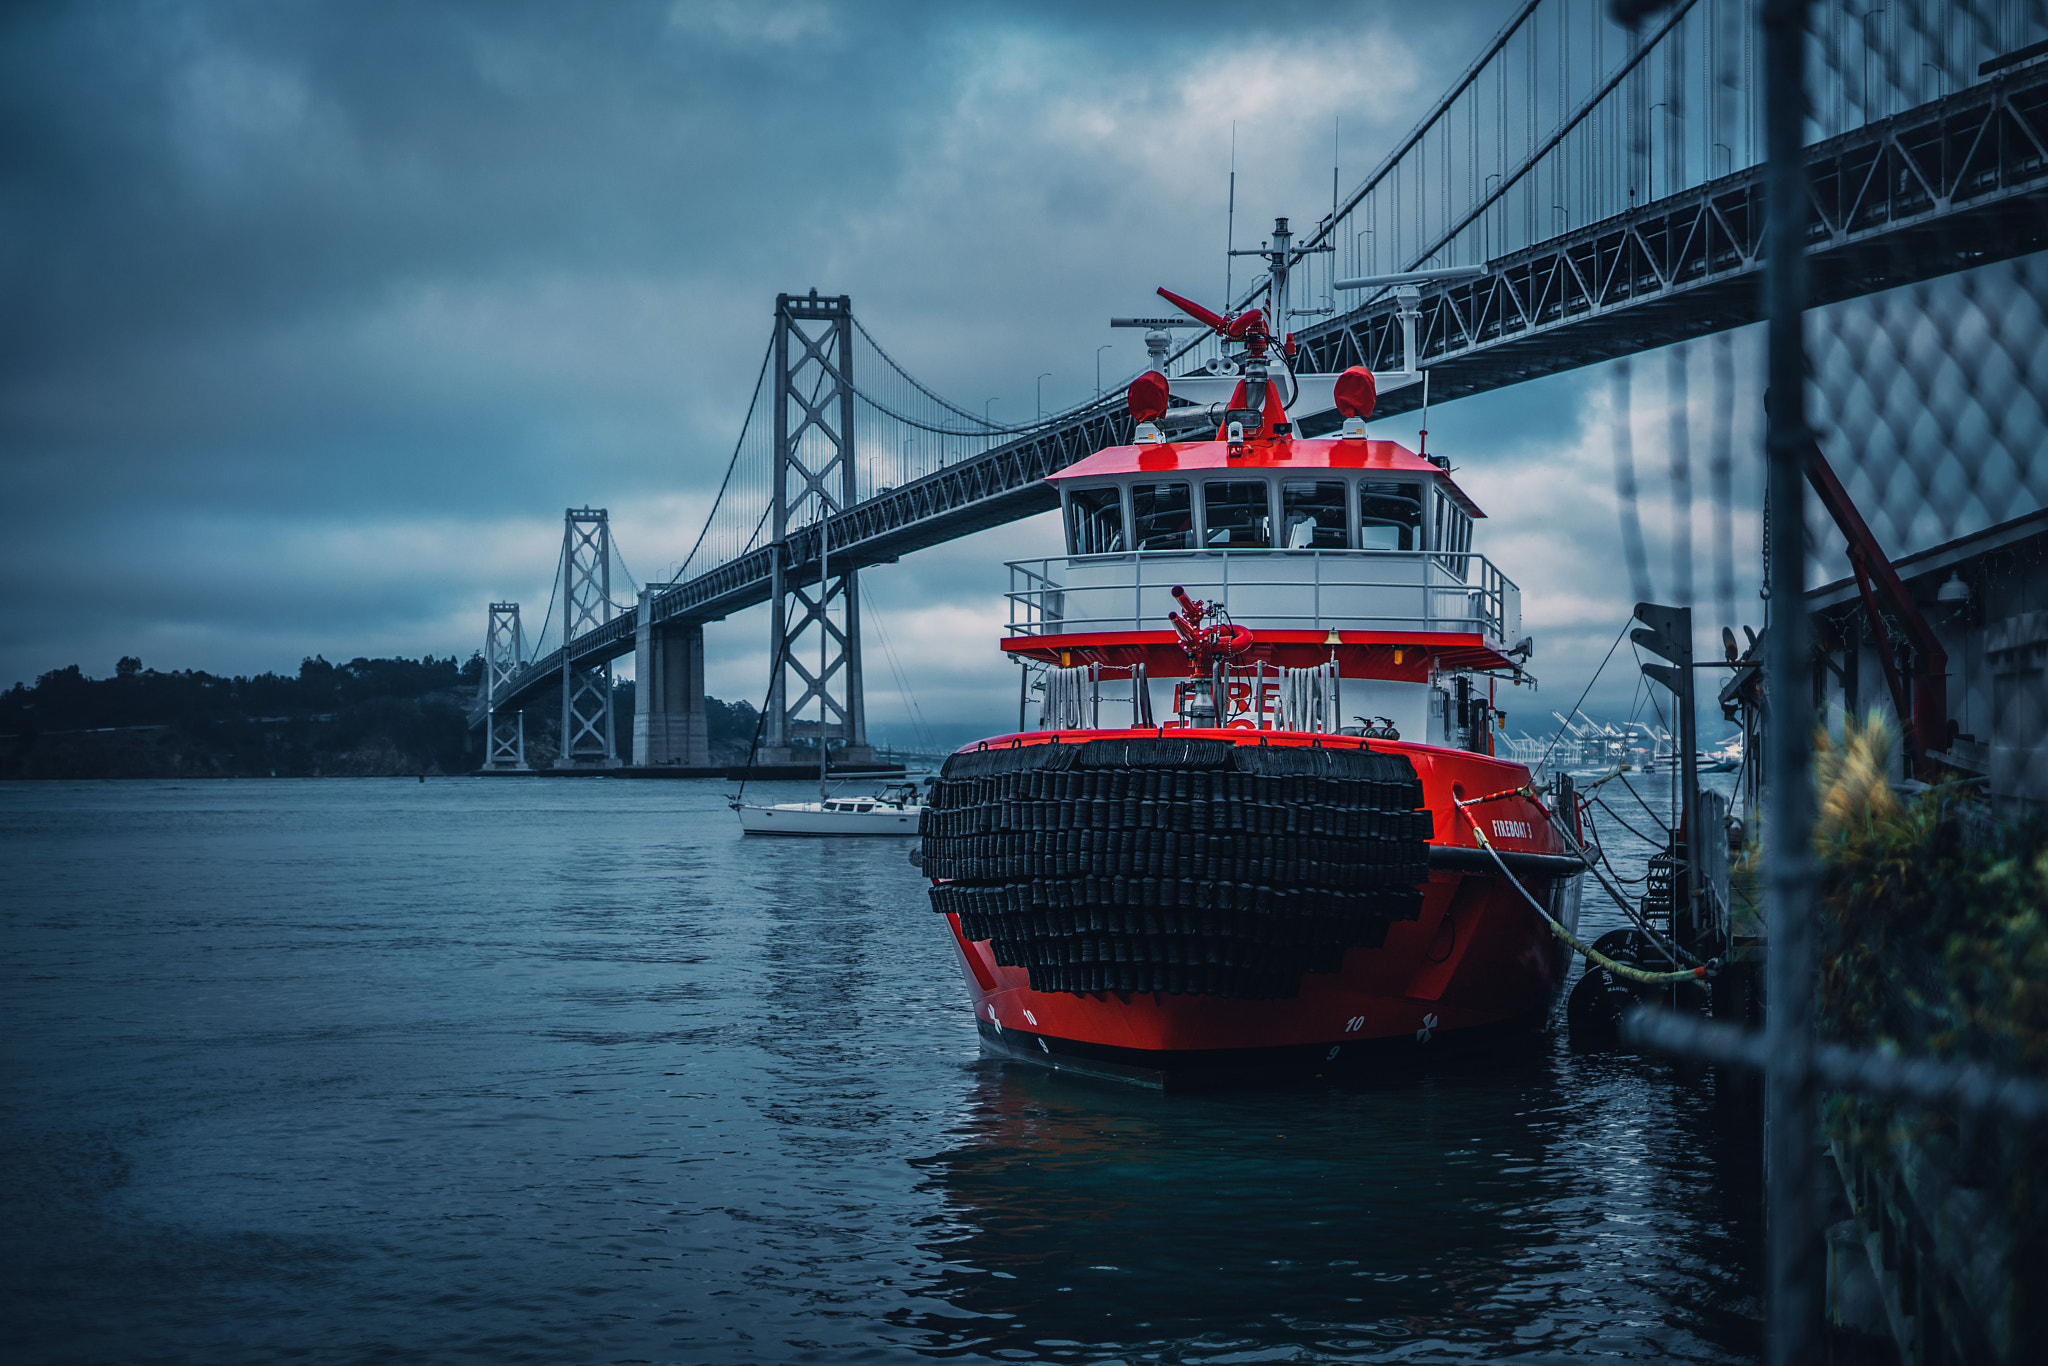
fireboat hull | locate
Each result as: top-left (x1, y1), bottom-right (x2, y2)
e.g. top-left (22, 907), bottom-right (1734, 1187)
top-left (924, 730), bottom-right (1580, 1087)
top-left (967, 1007), bottom-right (1558, 1090)
top-left (950, 866), bottom-right (1571, 1088)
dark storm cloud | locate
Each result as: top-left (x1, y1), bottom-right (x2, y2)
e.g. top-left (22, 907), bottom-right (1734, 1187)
top-left (2, 0), bottom-right (1552, 704)
top-left (10, 2), bottom-right (888, 348)
top-left (6, 0), bottom-right (922, 498)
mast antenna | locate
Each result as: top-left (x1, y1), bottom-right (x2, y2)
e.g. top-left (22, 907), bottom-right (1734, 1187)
top-left (1330, 116), bottom-right (1340, 310)
top-left (1419, 369), bottom-right (1430, 456)
top-left (1224, 123), bottom-right (1237, 310)
top-left (1331, 116), bottom-right (1340, 222)
top-left (819, 490), bottom-right (831, 800)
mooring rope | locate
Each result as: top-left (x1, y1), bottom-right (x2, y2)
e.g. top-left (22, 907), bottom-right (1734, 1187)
top-left (1591, 796), bottom-right (1672, 854)
top-left (1545, 804), bottom-right (1703, 969)
top-left (1451, 794), bottom-right (1713, 986)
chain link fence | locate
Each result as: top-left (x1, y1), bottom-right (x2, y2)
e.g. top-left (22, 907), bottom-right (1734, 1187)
top-left (1609, 2), bottom-right (2048, 1362)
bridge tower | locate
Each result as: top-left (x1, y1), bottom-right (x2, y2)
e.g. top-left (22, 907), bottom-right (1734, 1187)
top-left (633, 591), bottom-right (711, 769)
top-left (482, 601), bottom-right (529, 771)
top-left (556, 507), bottom-right (622, 768)
top-left (761, 290), bottom-right (872, 766)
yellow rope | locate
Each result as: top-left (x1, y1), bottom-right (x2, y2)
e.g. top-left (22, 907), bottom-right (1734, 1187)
top-left (1451, 797), bottom-right (1712, 987)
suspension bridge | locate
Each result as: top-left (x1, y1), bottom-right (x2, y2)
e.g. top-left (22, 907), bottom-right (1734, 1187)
top-left (469, 0), bottom-right (2048, 771)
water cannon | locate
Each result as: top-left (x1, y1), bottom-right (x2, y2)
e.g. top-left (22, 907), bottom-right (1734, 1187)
top-left (1156, 288), bottom-right (1230, 334)
top-left (1225, 309), bottom-right (1272, 349)
top-left (1156, 288), bottom-right (1274, 358)
top-left (1157, 286), bottom-right (1283, 441)
top-left (1168, 585), bottom-right (1253, 668)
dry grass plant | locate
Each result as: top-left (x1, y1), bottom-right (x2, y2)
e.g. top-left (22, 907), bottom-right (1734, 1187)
top-left (1812, 711), bottom-right (2047, 1349)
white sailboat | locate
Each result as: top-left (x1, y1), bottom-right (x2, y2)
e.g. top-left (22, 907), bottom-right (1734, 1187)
top-left (733, 781), bottom-right (928, 835)
top-left (731, 496), bottom-right (929, 836)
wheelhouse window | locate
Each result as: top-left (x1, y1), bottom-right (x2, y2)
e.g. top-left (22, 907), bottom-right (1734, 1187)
top-left (1431, 490), bottom-right (1473, 558)
top-left (1280, 480), bottom-right (1347, 549)
top-left (1359, 481), bottom-right (1423, 551)
top-left (1132, 481), bottom-right (1193, 551)
top-left (1066, 485), bottom-right (1125, 555)
top-left (1203, 480), bottom-right (1273, 548)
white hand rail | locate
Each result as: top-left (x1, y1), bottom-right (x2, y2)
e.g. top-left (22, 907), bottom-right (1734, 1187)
top-left (1004, 548), bottom-right (1519, 649)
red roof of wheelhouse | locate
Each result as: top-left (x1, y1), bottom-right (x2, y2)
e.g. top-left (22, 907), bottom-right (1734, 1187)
top-left (1047, 436), bottom-right (1487, 518)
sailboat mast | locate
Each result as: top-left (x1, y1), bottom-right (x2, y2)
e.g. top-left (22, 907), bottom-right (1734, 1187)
top-left (819, 496), bottom-right (830, 800)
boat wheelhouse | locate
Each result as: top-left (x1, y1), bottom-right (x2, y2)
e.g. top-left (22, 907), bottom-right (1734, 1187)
top-left (1008, 430), bottom-right (1524, 747)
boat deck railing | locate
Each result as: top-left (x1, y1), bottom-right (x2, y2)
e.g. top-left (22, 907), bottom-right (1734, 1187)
top-left (1005, 550), bottom-right (1521, 650)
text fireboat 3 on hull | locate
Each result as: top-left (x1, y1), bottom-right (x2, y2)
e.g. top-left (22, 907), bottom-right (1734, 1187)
top-left (918, 270), bottom-right (1587, 1087)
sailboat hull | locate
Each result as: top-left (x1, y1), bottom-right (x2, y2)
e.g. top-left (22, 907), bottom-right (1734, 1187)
top-left (736, 802), bottom-right (922, 835)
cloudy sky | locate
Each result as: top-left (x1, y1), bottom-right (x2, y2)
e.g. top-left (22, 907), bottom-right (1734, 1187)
top-left (4, 0), bottom-right (1785, 745)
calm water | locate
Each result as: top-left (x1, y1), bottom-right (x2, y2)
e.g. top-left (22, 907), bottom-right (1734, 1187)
top-left (1, 777), bottom-right (1759, 1364)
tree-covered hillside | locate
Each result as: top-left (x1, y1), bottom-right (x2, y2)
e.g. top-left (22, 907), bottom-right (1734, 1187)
top-left (0, 655), bottom-right (486, 778)
top-left (1, 656), bottom-right (768, 778)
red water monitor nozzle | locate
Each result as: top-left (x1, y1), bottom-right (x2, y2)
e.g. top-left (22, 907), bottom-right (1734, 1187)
top-left (1156, 288), bottom-right (1273, 358)
top-left (1168, 585), bottom-right (1253, 668)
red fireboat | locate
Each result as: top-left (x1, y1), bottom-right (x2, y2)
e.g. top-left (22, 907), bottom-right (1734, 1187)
top-left (920, 275), bottom-right (1584, 1087)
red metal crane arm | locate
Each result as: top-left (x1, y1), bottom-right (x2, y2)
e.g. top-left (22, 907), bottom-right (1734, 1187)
top-left (1803, 440), bottom-right (1949, 768)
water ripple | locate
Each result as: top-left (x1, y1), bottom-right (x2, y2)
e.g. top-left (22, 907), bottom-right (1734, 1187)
top-left (1, 777), bottom-right (1758, 1364)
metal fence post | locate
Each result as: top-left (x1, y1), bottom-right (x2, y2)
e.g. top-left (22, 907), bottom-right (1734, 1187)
top-left (1761, 0), bottom-right (1820, 1359)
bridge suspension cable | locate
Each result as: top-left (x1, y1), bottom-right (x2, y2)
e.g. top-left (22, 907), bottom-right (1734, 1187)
top-left (849, 318), bottom-right (1088, 436)
top-left (524, 537), bottom-right (568, 663)
top-left (609, 536), bottom-right (638, 612)
top-left (1283, 0), bottom-right (2029, 311)
top-left (669, 341), bottom-right (774, 584)
top-left (842, 316), bottom-right (1114, 506)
